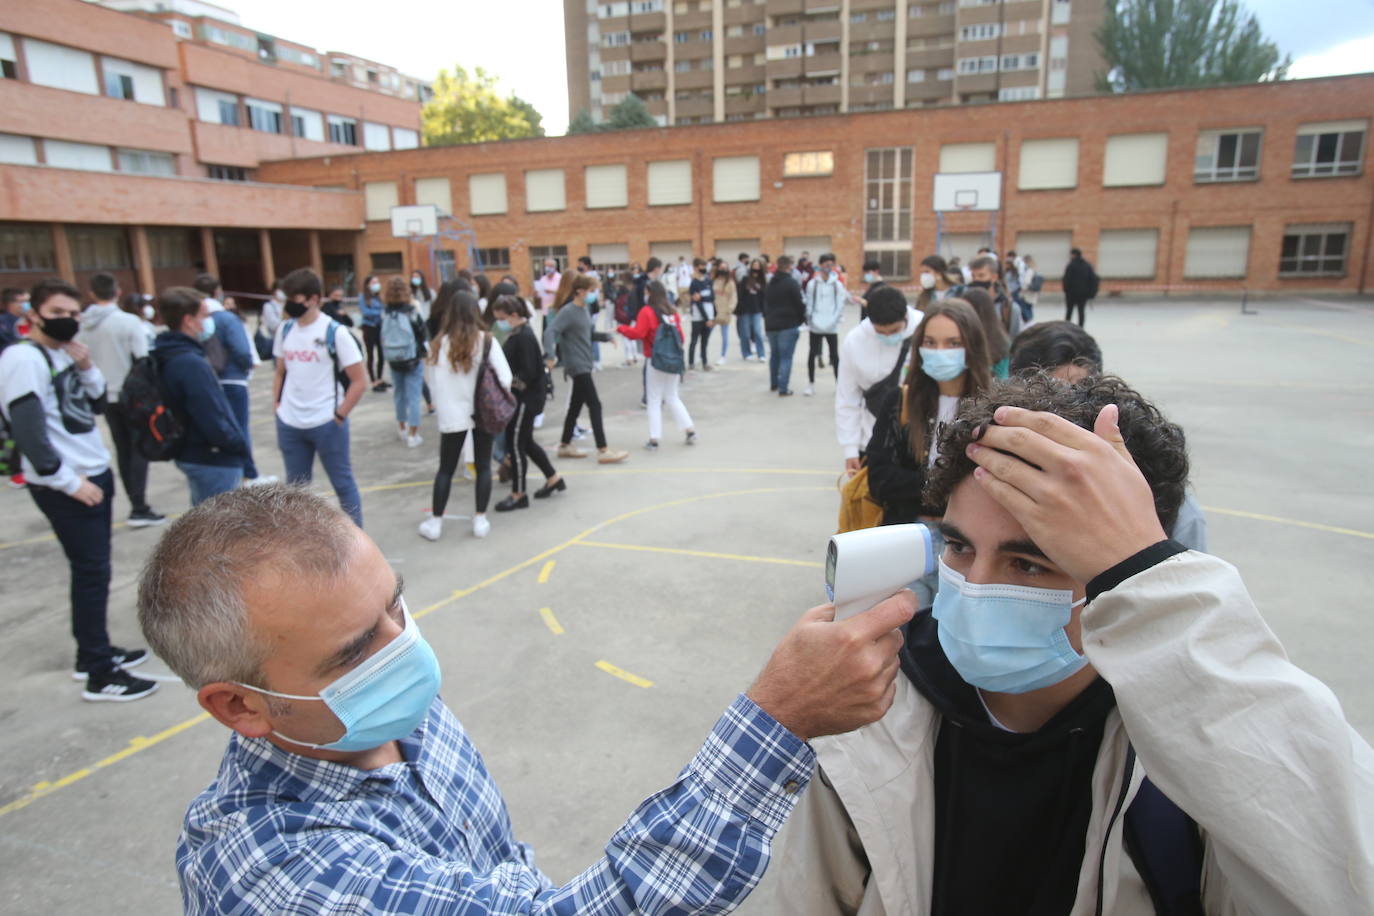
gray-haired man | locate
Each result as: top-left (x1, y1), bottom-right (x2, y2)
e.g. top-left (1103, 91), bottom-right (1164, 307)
top-left (139, 485), bottom-right (915, 914)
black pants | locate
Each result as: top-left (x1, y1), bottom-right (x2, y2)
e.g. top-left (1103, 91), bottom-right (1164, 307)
top-left (561, 373), bottom-right (607, 449)
top-left (506, 397), bottom-right (556, 494)
top-left (29, 469), bottom-right (117, 675)
top-left (689, 320), bottom-right (713, 367)
top-left (433, 429), bottom-right (493, 517)
top-left (362, 325), bottom-right (385, 384)
top-left (1065, 297), bottom-right (1087, 326)
top-left (807, 332), bottom-right (839, 383)
top-left (105, 405), bottom-right (150, 514)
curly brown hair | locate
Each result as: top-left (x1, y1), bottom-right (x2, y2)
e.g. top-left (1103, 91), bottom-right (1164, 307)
top-left (923, 373), bottom-right (1190, 532)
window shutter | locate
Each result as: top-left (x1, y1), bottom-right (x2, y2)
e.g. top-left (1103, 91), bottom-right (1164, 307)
top-left (1018, 138), bottom-right (1079, 190)
top-left (1184, 227), bottom-right (1251, 279)
top-left (1097, 229), bottom-right (1158, 278)
top-left (647, 160), bottom-right (692, 205)
top-left (938, 142), bottom-right (996, 173)
top-left (650, 240), bottom-right (694, 263)
top-left (362, 122), bottom-right (391, 151)
top-left (525, 169), bottom-right (566, 211)
top-left (1103, 134), bottom-right (1168, 187)
top-left (364, 181), bottom-right (399, 221)
top-left (585, 164), bottom-right (628, 208)
top-left (469, 173), bottom-right (508, 215)
top-left (713, 156), bottom-right (760, 202)
top-left (1014, 231), bottom-right (1074, 278)
top-left (414, 177), bottom-right (452, 215)
top-left (589, 243), bottom-right (630, 264)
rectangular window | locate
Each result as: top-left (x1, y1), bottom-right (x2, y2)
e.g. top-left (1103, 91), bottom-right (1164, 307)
top-left (196, 88), bottom-right (240, 125)
top-left (116, 148), bottom-right (176, 176)
top-left (24, 40), bottom-right (99, 95)
top-left (245, 98), bottom-right (283, 134)
top-left (937, 68), bottom-right (955, 80)
top-left (1195, 129), bottom-right (1261, 182)
top-left (44, 140), bottom-right (112, 172)
top-left (371, 251), bottom-right (404, 272)
top-left (877, 9), bottom-right (896, 20)
top-left (101, 56), bottom-right (165, 105)
top-left (529, 245), bottom-right (569, 279)
top-left (605, 59), bottom-right (632, 76)
top-left (414, 177), bottom-right (452, 215)
top-left (603, 31), bottom-right (632, 47)
top-left (585, 164), bottom-right (629, 208)
top-left (1279, 223), bottom-right (1351, 276)
top-left (939, 142), bottom-right (996, 173)
top-left (851, 12), bottom-right (867, 22)
top-left (469, 173), bottom-right (508, 214)
top-left (207, 164), bottom-right (249, 181)
top-left (105, 72), bottom-right (135, 100)
top-left (0, 33), bottom-right (16, 79)
top-left (67, 226), bottom-right (131, 270)
top-left (864, 147), bottom-right (914, 273)
top-left (783, 150), bottom-right (834, 177)
top-left (865, 250), bottom-right (911, 281)
top-left (363, 181), bottom-right (399, 221)
top-left (288, 107), bottom-right (324, 142)
top-left (713, 156), bottom-right (761, 202)
top-left (960, 23), bottom-right (1002, 41)
top-left (0, 223), bottom-right (56, 272)
top-left (392, 128), bottom-right (419, 150)
top-left (327, 115), bottom-right (359, 145)
top-left (147, 228), bottom-right (196, 268)
top-left (363, 122), bottom-right (391, 151)
top-left (1019, 137), bottom-right (1078, 190)
top-left (0, 133), bottom-right (38, 165)
top-left (647, 159), bottom-right (692, 205)
top-left (700, 30), bottom-right (713, 40)
top-left (1103, 133), bottom-right (1168, 187)
top-left (474, 247), bottom-right (512, 271)
top-left (1097, 228), bottom-right (1159, 279)
top-left (171, 20), bottom-right (192, 39)
top-left (998, 86), bottom-right (1040, 101)
top-left (1292, 121), bottom-right (1366, 178)
top-left (526, 168), bottom-right (567, 211)
top-left (675, 31), bottom-right (690, 43)
top-left (1184, 226), bottom-right (1251, 279)
top-left (1015, 231), bottom-right (1073, 278)
top-left (907, 69), bottom-right (925, 82)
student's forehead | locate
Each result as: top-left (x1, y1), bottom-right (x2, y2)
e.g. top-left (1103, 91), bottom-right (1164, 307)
top-left (945, 477), bottom-right (1030, 545)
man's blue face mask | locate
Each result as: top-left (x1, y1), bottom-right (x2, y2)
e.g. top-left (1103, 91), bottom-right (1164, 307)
top-left (235, 600), bottom-right (442, 752)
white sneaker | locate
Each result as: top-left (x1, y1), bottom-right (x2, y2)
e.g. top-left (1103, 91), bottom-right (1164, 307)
top-left (418, 517), bottom-right (442, 541)
top-left (406, 433), bottom-right (424, 448)
top-left (716, 357), bottom-right (726, 366)
top-left (472, 515), bottom-right (491, 538)
top-left (244, 474), bottom-right (279, 487)
top-left (803, 385), bottom-right (815, 397)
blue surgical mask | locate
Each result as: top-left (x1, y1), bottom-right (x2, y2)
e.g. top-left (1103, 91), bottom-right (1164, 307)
top-left (878, 330), bottom-right (905, 347)
top-left (932, 558), bottom-right (1088, 694)
top-left (584, 289), bottom-right (598, 305)
top-left (235, 602), bottom-right (442, 752)
top-left (919, 346), bottom-right (965, 382)
top-left (494, 318), bottom-right (512, 332)
top-left (20, 300), bottom-right (32, 313)
top-left (862, 272), bottom-right (877, 283)
top-left (197, 317), bottom-right (216, 342)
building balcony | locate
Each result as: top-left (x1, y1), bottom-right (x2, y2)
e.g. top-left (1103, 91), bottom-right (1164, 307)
top-left (953, 73), bottom-right (999, 95)
top-left (848, 84), bottom-right (894, 107)
top-left (767, 85), bottom-right (804, 108)
top-left (804, 83), bottom-right (843, 105)
top-left (676, 69), bottom-right (715, 90)
top-left (725, 63), bottom-right (766, 84)
top-left (725, 35), bottom-right (766, 55)
top-left (191, 121), bottom-right (358, 170)
top-left (0, 163), bottom-right (362, 230)
top-left (850, 51), bottom-right (896, 73)
top-left (628, 10), bottom-right (667, 30)
top-left (0, 80), bottom-right (194, 157)
top-left (805, 0), bottom-right (843, 11)
top-left (600, 44), bottom-right (632, 62)
top-left (642, 97), bottom-right (669, 117)
top-left (603, 74), bottom-right (632, 94)
top-left (674, 97), bottom-right (714, 118)
top-left (724, 5), bottom-right (763, 25)
top-left (631, 41), bottom-right (668, 62)
top-left (769, 23), bottom-right (804, 45)
top-left (631, 70), bottom-right (668, 91)
top-left (906, 47), bottom-right (956, 69)
top-left (907, 14), bottom-right (956, 38)
top-left (725, 93), bottom-right (766, 114)
top-left (805, 52), bottom-right (843, 75)
top-left (766, 0), bottom-right (805, 16)
top-left (675, 10), bottom-right (713, 29)
top-left (805, 19), bottom-right (843, 42)
top-left (599, 14), bottom-right (630, 31)
top-left (766, 58), bottom-right (804, 80)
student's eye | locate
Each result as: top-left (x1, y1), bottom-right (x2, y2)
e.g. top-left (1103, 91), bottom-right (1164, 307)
top-left (945, 541), bottom-right (971, 556)
top-left (1012, 557), bottom-right (1049, 576)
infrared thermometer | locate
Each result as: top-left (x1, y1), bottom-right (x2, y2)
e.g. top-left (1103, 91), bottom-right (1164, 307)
top-left (825, 524), bottom-right (936, 621)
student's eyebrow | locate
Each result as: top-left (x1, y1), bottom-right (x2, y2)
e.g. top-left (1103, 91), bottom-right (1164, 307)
top-left (937, 522), bottom-right (968, 543)
top-left (998, 537), bottom-right (1050, 561)
top-left (315, 574), bottom-right (404, 677)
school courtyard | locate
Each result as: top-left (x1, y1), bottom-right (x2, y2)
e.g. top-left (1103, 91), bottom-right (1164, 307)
top-left (1, 293), bottom-right (1371, 913)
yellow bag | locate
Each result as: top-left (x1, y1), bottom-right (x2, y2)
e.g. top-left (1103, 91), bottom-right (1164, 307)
top-left (837, 464), bottom-right (884, 533)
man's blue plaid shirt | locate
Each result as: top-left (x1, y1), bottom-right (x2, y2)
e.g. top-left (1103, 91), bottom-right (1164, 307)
top-left (178, 694), bottom-right (815, 914)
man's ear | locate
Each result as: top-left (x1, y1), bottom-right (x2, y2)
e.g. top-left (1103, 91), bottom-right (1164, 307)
top-left (199, 683), bottom-right (275, 739)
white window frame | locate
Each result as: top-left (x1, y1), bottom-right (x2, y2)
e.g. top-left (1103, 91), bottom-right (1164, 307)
top-left (1292, 122), bottom-right (1366, 178)
top-left (1195, 129), bottom-right (1262, 182)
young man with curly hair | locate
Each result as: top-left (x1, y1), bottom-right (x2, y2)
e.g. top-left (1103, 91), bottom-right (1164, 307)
top-left (778, 373), bottom-right (1374, 914)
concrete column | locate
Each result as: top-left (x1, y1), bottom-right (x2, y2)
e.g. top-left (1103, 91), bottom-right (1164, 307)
top-left (712, 1), bottom-right (725, 122)
top-left (50, 224), bottom-right (74, 285)
top-left (893, 0), bottom-right (909, 109)
top-left (839, 0), bottom-right (851, 113)
top-left (665, 2), bottom-right (676, 125)
top-left (130, 225), bottom-right (155, 295)
top-left (258, 227), bottom-right (275, 291)
top-left (199, 226), bottom-right (219, 278)
top-left (353, 233), bottom-right (370, 292)
top-left (308, 229), bottom-right (323, 278)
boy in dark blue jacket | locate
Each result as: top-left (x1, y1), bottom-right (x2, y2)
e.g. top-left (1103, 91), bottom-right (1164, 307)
top-left (153, 288), bottom-right (248, 506)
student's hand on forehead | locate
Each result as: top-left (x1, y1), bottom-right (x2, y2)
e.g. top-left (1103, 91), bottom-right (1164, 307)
top-left (963, 404), bottom-right (1166, 585)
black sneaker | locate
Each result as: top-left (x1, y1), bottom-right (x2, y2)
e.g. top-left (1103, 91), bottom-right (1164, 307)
top-left (83, 667), bottom-right (159, 702)
top-left (127, 508), bottom-right (167, 528)
top-left (494, 495), bottom-right (529, 512)
top-left (72, 647), bottom-right (149, 680)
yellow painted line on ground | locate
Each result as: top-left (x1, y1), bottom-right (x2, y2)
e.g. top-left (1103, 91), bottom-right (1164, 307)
top-left (1265, 322), bottom-right (1373, 347)
top-left (0, 711), bottom-right (210, 819)
top-left (539, 607), bottom-right (565, 635)
top-left (577, 540), bottom-right (824, 568)
top-left (538, 560), bottom-right (557, 584)
top-left (356, 466), bottom-right (835, 494)
top-left (1201, 506), bottom-right (1374, 541)
top-left (595, 660), bottom-right (654, 688)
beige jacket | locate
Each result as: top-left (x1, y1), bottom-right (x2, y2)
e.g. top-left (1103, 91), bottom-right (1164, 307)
top-left (777, 551), bottom-right (1374, 915)
top-left (714, 275), bottom-right (738, 325)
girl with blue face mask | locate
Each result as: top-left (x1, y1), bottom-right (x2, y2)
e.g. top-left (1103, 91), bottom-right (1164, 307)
top-left (862, 300), bottom-right (993, 608)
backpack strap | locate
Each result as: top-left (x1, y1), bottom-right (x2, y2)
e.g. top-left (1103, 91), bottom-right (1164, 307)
top-left (1123, 776), bottom-right (1206, 916)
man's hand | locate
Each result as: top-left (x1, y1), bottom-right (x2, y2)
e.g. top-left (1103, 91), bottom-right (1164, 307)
top-left (747, 591), bottom-right (916, 742)
top-left (64, 340), bottom-right (92, 370)
top-left (844, 457), bottom-right (861, 477)
top-left (966, 405), bottom-right (1167, 584)
top-left (70, 476), bottom-right (104, 507)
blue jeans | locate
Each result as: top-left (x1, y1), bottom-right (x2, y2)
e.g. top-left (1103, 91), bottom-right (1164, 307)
top-left (276, 417), bottom-right (363, 527)
top-left (220, 382), bottom-right (258, 479)
top-left (176, 460), bottom-right (243, 506)
top-left (391, 363), bottom-right (424, 428)
top-left (737, 313), bottom-right (766, 359)
top-left (767, 326), bottom-right (801, 393)
top-left (718, 322), bottom-right (730, 358)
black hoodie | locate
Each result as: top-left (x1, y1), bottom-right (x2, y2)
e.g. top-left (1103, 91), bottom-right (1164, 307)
top-left (900, 610), bottom-right (1117, 916)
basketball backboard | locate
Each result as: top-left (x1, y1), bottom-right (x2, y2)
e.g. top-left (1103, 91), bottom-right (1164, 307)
top-left (391, 204), bottom-right (439, 238)
top-left (932, 172), bottom-right (1002, 212)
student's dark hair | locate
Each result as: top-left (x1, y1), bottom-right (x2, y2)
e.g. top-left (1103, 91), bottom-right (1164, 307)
top-left (920, 254), bottom-right (949, 274)
top-left (3, 287), bottom-right (25, 307)
top-left (474, 273), bottom-right (492, 303)
top-left (646, 280), bottom-right (672, 316)
top-left (491, 294), bottom-right (530, 320)
top-left (119, 292), bottom-right (146, 318)
top-left (924, 373), bottom-right (1189, 532)
top-left (692, 257), bottom-right (706, 269)
top-left (191, 273), bottom-right (220, 296)
top-left (960, 287), bottom-right (1010, 364)
top-left (280, 268), bottom-right (322, 301)
top-left (577, 255), bottom-right (593, 269)
top-left (903, 299), bottom-right (992, 462)
top-left (362, 274), bottom-right (378, 296)
top-left (569, 273), bottom-right (598, 297)
top-left (968, 255), bottom-right (999, 275)
top-left (490, 280), bottom-right (518, 299)
top-left (739, 252), bottom-right (749, 260)
top-left (1010, 321), bottom-right (1104, 376)
top-left (866, 286), bottom-right (908, 325)
top-left (645, 257), bottom-right (663, 273)
top-left (819, 252), bottom-right (836, 264)
top-left (30, 278), bottom-right (83, 312)
top-left (90, 271), bottom-right (119, 302)
top-left (157, 286), bottom-right (204, 332)
top-left (775, 255), bottom-right (794, 271)
top-left (430, 291), bottom-right (485, 374)
top-left (1071, 248), bottom-right (1083, 258)
top-left (862, 258), bottom-right (881, 272)
top-left (429, 280), bottom-right (467, 335)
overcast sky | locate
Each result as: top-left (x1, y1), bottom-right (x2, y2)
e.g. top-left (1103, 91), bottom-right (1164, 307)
top-left (220, 0), bottom-right (1374, 136)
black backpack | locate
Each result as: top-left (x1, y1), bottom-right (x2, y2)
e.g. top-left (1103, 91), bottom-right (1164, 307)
top-left (862, 338), bottom-right (910, 417)
top-left (118, 356), bottom-right (185, 461)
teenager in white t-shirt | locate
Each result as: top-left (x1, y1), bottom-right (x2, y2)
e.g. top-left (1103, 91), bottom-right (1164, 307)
top-left (272, 268), bottom-right (367, 527)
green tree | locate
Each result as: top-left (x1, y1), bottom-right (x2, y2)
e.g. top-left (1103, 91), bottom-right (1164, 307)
top-left (422, 66), bottom-right (545, 146)
top-left (567, 109), bottom-right (599, 135)
top-left (1096, 0), bottom-right (1290, 93)
top-left (563, 95), bottom-right (658, 135)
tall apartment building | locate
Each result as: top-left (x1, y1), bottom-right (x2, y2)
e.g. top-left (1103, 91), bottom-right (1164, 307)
top-left (0, 0), bottom-right (429, 296)
top-left (566, 0), bottom-right (1103, 126)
